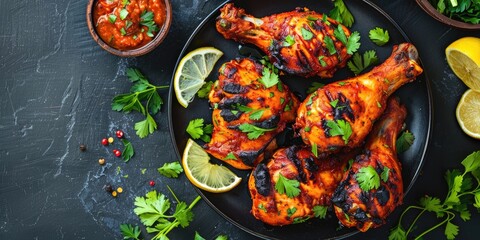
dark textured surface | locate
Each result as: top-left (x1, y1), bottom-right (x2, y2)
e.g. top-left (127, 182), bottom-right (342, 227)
top-left (0, 0), bottom-right (479, 239)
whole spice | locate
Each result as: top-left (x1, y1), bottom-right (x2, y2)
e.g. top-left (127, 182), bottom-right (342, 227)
top-left (116, 130), bottom-right (124, 138)
top-left (98, 158), bottom-right (106, 165)
top-left (101, 138), bottom-right (109, 146)
top-left (79, 144), bottom-right (87, 151)
top-left (117, 187), bottom-right (123, 193)
top-left (104, 184), bottom-right (114, 193)
top-left (149, 180), bottom-right (155, 187)
top-left (113, 149), bottom-right (122, 157)
top-left (108, 137), bottom-right (114, 144)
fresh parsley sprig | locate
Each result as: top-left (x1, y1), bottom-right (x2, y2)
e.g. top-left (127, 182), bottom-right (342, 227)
top-left (120, 223), bottom-right (141, 240)
top-left (196, 81), bottom-right (214, 99)
top-left (158, 162), bottom-right (184, 178)
top-left (389, 151), bottom-right (480, 240)
top-left (133, 189), bottom-right (202, 240)
top-left (112, 68), bottom-right (168, 138)
top-left (140, 11), bottom-right (159, 38)
top-left (258, 57), bottom-right (280, 88)
top-left (121, 139), bottom-right (134, 162)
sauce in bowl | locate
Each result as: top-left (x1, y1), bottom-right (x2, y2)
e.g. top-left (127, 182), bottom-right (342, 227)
top-left (93, 0), bottom-right (167, 50)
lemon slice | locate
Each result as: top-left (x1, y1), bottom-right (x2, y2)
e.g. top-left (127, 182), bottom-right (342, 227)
top-left (446, 37), bottom-right (480, 92)
top-left (456, 89), bottom-right (480, 139)
top-left (182, 139), bottom-right (242, 193)
top-left (174, 47), bottom-right (223, 108)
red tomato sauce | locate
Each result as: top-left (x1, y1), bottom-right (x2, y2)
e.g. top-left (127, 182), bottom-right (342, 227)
top-left (93, 0), bottom-right (166, 50)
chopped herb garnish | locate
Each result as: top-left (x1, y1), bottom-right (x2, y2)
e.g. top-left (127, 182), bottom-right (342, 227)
top-left (258, 203), bottom-right (267, 212)
top-left (120, 9), bottom-right (129, 20)
top-left (283, 35), bottom-right (295, 47)
top-left (224, 152), bottom-right (237, 160)
top-left (346, 31), bottom-right (361, 55)
top-left (381, 166), bottom-right (390, 182)
top-left (396, 130), bottom-right (415, 153)
top-left (330, 99), bottom-right (339, 108)
top-left (125, 20), bottom-right (133, 29)
top-left (259, 65), bottom-right (279, 88)
top-left (306, 82), bottom-right (325, 94)
top-left (324, 36), bottom-right (336, 55)
top-left (311, 142), bottom-right (318, 157)
top-left (287, 207), bottom-right (297, 217)
top-left (120, 27), bottom-right (127, 36)
top-left (140, 11), bottom-right (159, 38)
top-left (313, 205), bottom-right (328, 219)
top-left (318, 55), bottom-right (327, 67)
top-left (377, 101), bottom-right (382, 108)
top-left (347, 50), bottom-right (378, 75)
top-left (108, 14), bottom-right (117, 24)
top-left (186, 118), bottom-right (212, 142)
top-left (275, 173), bottom-right (301, 198)
top-left (356, 166), bottom-right (381, 191)
top-left (301, 27), bottom-right (314, 40)
top-left (326, 119), bottom-right (352, 144)
top-left (329, 0), bottom-right (354, 27)
top-left (334, 25), bottom-right (348, 45)
top-left (197, 81), bottom-right (213, 99)
top-left (238, 123), bottom-right (276, 140)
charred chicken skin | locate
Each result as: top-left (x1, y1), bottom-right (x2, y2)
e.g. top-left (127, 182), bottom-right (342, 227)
top-left (205, 58), bottom-right (299, 170)
top-left (295, 43), bottom-right (423, 153)
top-left (248, 146), bottom-right (354, 226)
top-left (331, 98), bottom-right (406, 232)
top-left (216, 3), bottom-right (352, 78)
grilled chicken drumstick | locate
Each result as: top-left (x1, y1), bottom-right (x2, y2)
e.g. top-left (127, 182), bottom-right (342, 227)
top-left (205, 58), bottom-right (299, 170)
top-left (248, 146), bottom-right (355, 226)
top-left (216, 3), bottom-right (352, 78)
top-left (331, 97), bottom-right (406, 232)
top-left (295, 43), bottom-right (423, 153)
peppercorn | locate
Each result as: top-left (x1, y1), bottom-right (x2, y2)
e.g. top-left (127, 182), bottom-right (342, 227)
top-left (149, 180), bottom-right (155, 187)
top-left (117, 187), bottom-right (123, 193)
top-left (104, 184), bottom-right (114, 193)
top-left (116, 130), bottom-right (124, 139)
top-left (108, 137), bottom-right (114, 144)
top-left (98, 158), bottom-right (105, 165)
top-left (113, 149), bottom-right (121, 157)
top-left (101, 138), bottom-right (108, 146)
top-left (79, 144), bottom-right (87, 152)
top-left (111, 190), bottom-right (118, 197)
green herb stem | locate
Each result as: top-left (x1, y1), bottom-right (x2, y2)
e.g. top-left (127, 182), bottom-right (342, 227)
top-left (405, 207), bottom-right (427, 236)
top-left (414, 212), bottom-right (455, 240)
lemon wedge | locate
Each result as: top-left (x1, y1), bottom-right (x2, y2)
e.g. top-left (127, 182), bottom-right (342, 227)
top-left (456, 89), bottom-right (480, 139)
top-left (174, 47), bottom-right (223, 108)
top-left (446, 37), bottom-right (480, 92)
top-left (182, 139), bottom-right (242, 193)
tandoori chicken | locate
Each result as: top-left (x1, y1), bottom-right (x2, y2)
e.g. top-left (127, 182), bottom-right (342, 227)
top-left (216, 3), bottom-right (353, 78)
top-left (248, 145), bottom-right (356, 226)
top-left (205, 58), bottom-right (299, 170)
top-left (295, 43), bottom-right (423, 153)
top-left (331, 97), bottom-right (406, 232)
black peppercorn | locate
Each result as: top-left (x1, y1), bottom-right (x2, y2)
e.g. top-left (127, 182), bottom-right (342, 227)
top-left (103, 184), bottom-right (114, 193)
top-left (79, 144), bottom-right (87, 152)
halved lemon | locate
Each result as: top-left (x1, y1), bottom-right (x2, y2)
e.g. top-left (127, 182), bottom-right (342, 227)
top-left (182, 139), bottom-right (242, 193)
top-left (174, 47), bottom-right (223, 108)
top-left (446, 37), bottom-right (480, 92)
top-left (456, 89), bottom-right (480, 139)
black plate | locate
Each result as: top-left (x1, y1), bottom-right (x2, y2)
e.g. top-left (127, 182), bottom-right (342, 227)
top-left (168, 0), bottom-right (432, 239)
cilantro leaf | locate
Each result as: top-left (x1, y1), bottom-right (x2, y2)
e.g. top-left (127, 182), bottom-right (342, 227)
top-left (283, 35), bottom-right (295, 47)
top-left (306, 82), bottom-right (325, 94)
top-left (329, 0), bottom-right (354, 27)
top-left (324, 36), bottom-right (337, 55)
top-left (301, 28), bottom-right (314, 40)
top-left (346, 31), bottom-right (361, 55)
top-left (381, 166), bottom-right (390, 182)
top-left (275, 173), bottom-right (301, 198)
top-left (140, 11), bottom-right (159, 38)
top-left (419, 196), bottom-right (443, 214)
top-left (238, 123), bottom-right (276, 140)
top-left (194, 232), bottom-right (206, 240)
top-left (311, 142), bottom-right (318, 157)
top-left (356, 166), bottom-right (380, 191)
top-left (369, 27), bottom-right (390, 46)
top-left (445, 221), bottom-right (459, 240)
top-left (120, 223), bottom-right (141, 240)
top-left (215, 235), bottom-right (229, 240)
top-left (249, 109), bottom-right (265, 121)
top-left (396, 130), bottom-right (415, 153)
top-left (121, 139), bottom-right (134, 162)
top-left (197, 81), bottom-right (213, 99)
top-left (287, 207), bottom-right (297, 217)
top-left (347, 50), bottom-right (378, 75)
top-left (313, 205), bottom-right (328, 219)
top-left (334, 25), bottom-right (348, 45)
top-left (461, 151), bottom-right (480, 173)
top-left (158, 162), bottom-right (183, 178)
top-left (224, 152), bottom-right (237, 160)
top-left (259, 66), bottom-right (279, 88)
top-left (388, 225), bottom-right (407, 240)
top-left (326, 119), bottom-right (352, 144)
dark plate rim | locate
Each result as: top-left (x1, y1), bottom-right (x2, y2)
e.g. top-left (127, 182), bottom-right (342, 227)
top-left (167, 0), bottom-right (433, 239)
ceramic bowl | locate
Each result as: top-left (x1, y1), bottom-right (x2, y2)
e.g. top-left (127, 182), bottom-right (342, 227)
top-left (416, 0), bottom-right (480, 30)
